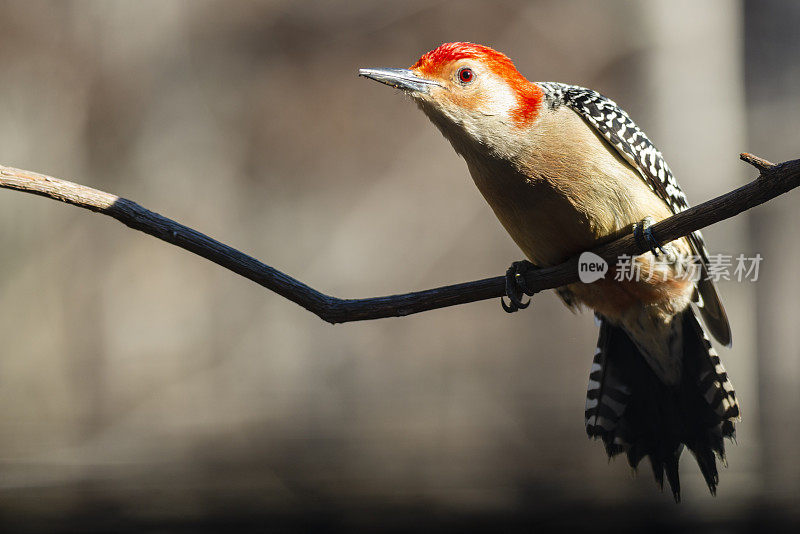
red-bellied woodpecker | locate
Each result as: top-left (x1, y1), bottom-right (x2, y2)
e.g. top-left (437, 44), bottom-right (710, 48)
top-left (360, 42), bottom-right (739, 501)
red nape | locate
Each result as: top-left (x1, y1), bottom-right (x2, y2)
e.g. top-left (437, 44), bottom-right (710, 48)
top-left (411, 42), bottom-right (543, 126)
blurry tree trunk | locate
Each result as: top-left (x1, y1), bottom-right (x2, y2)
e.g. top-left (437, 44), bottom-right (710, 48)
top-left (745, 0), bottom-right (800, 498)
top-left (642, 0), bottom-right (758, 497)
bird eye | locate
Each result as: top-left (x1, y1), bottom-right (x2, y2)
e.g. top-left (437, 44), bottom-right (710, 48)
top-left (457, 67), bottom-right (474, 84)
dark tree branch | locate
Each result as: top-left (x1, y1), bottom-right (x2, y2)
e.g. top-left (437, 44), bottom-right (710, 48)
top-left (1, 154), bottom-right (797, 324)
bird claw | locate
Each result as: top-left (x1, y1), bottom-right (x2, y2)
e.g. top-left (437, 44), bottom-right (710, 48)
top-left (633, 216), bottom-right (666, 257)
top-left (501, 260), bottom-right (537, 313)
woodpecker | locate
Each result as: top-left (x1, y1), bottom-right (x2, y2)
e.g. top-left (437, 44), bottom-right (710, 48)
top-left (360, 42), bottom-right (739, 500)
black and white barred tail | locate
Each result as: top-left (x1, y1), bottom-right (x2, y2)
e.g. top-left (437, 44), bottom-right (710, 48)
top-left (584, 311), bottom-right (739, 501)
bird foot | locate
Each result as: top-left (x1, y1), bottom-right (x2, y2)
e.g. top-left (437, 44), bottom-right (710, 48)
top-left (633, 216), bottom-right (666, 257)
top-left (501, 260), bottom-right (537, 313)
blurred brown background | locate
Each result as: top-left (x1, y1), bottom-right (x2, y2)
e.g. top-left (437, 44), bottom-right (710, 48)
top-left (0, 0), bottom-right (797, 531)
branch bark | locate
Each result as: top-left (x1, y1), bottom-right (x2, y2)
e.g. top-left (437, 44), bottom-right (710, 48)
top-left (1, 153), bottom-right (797, 324)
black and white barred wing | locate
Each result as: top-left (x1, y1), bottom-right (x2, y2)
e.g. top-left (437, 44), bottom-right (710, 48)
top-left (537, 82), bottom-right (688, 211)
top-left (538, 82), bottom-right (731, 346)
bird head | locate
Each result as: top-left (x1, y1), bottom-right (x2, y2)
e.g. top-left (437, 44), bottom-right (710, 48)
top-left (360, 42), bottom-right (543, 157)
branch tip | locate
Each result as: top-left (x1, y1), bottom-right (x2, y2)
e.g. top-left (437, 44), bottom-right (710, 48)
top-left (740, 153), bottom-right (775, 172)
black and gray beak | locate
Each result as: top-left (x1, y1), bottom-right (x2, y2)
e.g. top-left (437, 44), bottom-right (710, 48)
top-left (358, 68), bottom-right (440, 93)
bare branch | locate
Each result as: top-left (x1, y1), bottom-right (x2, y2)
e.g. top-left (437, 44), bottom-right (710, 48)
top-left (1, 154), bottom-right (797, 324)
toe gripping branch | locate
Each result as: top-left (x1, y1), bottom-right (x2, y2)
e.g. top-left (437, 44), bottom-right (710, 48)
top-left (502, 217), bottom-right (665, 314)
top-left (501, 260), bottom-right (538, 313)
top-left (633, 216), bottom-right (667, 257)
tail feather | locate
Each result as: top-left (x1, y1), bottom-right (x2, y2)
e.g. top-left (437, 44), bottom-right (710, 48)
top-left (648, 445), bottom-right (682, 501)
top-left (585, 310), bottom-right (739, 500)
top-left (585, 321), bottom-right (632, 456)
